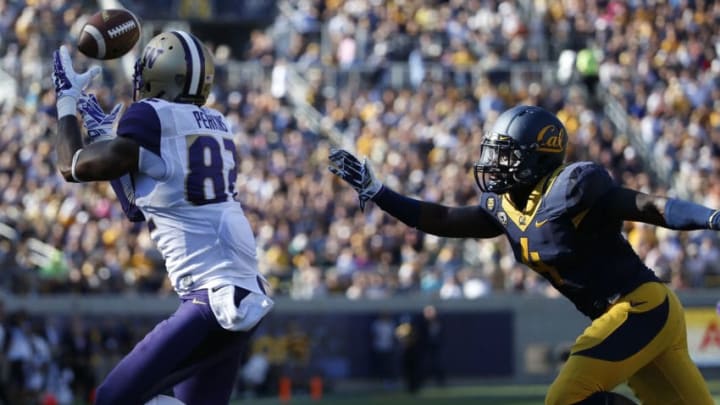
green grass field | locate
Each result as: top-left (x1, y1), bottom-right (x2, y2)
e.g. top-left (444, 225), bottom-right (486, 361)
top-left (230, 380), bottom-right (720, 404)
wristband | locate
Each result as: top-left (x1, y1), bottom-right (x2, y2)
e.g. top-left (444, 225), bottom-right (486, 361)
top-left (71, 148), bottom-right (84, 182)
top-left (57, 96), bottom-right (78, 119)
top-left (709, 210), bottom-right (720, 230)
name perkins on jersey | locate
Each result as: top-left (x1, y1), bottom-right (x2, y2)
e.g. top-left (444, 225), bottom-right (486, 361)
top-left (193, 110), bottom-right (228, 132)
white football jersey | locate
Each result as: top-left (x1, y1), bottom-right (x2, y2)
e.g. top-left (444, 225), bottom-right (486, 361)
top-left (114, 98), bottom-right (264, 296)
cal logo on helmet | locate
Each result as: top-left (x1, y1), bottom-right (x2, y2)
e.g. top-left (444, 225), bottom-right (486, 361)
top-left (536, 125), bottom-right (566, 153)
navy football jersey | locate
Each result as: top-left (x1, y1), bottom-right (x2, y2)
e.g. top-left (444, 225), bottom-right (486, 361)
top-left (480, 162), bottom-right (660, 318)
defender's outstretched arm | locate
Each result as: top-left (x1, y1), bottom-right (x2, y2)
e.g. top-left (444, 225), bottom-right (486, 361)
top-left (595, 187), bottom-right (720, 230)
top-left (329, 148), bottom-right (503, 238)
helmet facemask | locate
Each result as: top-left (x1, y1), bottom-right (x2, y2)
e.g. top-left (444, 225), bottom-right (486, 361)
top-left (474, 134), bottom-right (542, 194)
top-left (475, 135), bottom-right (522, 193)
top-left (132, 57), bottom-right (144, 102)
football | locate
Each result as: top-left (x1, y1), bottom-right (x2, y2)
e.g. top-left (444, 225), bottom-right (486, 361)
top-left (77, 9), bottom-right (141, 60)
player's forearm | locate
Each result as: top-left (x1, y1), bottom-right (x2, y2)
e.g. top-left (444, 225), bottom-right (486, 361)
top-left (372, 186), bottom-right (422, 228)
top-left (633, 192), bottom-right (720, 230)
top-left (371, 186), bottom-right (457, 235)
top-left (56, 115), bottom-right (84, 182)
top-left (601, 188), bottom-right (719, 230)
top-left (372, 186), bottom-right (502, 238)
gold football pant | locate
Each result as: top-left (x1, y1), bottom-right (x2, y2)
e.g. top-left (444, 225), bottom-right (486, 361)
top-left (545, 282), bottom-right (713, 405)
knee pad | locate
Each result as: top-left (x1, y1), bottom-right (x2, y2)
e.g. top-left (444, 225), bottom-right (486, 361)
top-left (574, 392), bottom-right (636, 405)
top-left (145, 395), bottom-right (186, 405)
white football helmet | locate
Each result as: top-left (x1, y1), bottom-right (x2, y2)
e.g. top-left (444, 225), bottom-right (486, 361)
top-left (133, 30), bottom-right (215, 105)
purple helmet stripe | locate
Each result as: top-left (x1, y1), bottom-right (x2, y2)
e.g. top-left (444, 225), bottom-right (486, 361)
top-left (171, 31), bottom-right (196, 96)
top-left (187, 33), bottom-right (206, 97)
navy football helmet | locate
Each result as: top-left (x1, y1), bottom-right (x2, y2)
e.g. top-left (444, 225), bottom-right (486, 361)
top-left (474, 105), bottom-right (568, 194)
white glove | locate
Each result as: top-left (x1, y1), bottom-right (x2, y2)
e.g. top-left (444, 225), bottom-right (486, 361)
top-left (52, 45), bottom-right (101, 117)
top-left (328, 148), bottom-right (383, 211)
top-left (77, 93), bottom-right (123, 142)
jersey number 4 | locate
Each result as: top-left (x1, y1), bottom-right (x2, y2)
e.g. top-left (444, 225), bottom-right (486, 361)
top-left (519, 237), bottom-right (564, 285)
top-left (185, 135), bottom-right (238, 205)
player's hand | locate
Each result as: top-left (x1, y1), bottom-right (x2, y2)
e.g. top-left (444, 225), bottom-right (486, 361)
top-left (77, 93), bottom-right (123, 142)
top-left (52, 45), bottom-right (101, 102)
top-left (328, 148), bottom-right (383, 211)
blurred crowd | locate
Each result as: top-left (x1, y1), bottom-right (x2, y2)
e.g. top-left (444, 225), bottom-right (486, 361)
top-left (0, 0), bottom-right (719, 403)
top-left (0, 300), bottom-right (152, 405)
top-left (0, 0), bottom-right (718, 304)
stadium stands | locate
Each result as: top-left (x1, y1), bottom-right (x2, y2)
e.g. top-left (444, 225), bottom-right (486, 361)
top-left (1, 0), bottom-right (720, 403)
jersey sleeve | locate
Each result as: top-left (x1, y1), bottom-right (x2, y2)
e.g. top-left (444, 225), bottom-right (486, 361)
top-left (111, 101), bottom-right (162, 223)
top-left (564, 162), bottom-right (617, 217)
top-left (110, 175), bottom-right (145, 222)
top-left (117, 101), bottom-right (162, 157)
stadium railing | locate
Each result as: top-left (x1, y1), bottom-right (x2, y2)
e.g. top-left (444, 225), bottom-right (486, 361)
top-left (598, 85), bottom-right (680, 196)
